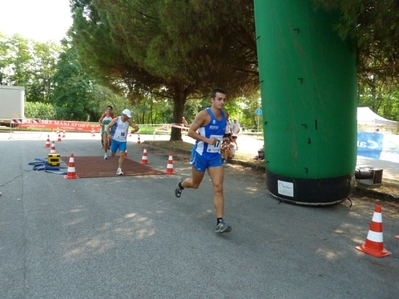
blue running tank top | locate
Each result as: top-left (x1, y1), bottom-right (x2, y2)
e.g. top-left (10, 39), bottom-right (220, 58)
top-left (194, 108), bottom-right (227, 158)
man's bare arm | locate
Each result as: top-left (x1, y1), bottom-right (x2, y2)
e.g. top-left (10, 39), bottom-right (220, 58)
top-left (188, 111), bottom-right (217, 145)
top-left (128, 120), bottom-right (139, 133)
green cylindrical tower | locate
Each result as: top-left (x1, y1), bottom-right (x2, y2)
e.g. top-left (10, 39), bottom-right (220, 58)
top-left (254, 0), bottom-right (357, 205)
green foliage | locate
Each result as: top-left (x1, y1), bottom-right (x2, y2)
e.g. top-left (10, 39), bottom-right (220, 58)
top-left (3, 2), bottom-right (399, 127)
top-left (358, 76), bottom-right (399, 121)
top-left (310, 1), bottom-right (399, 122)
top-left (92, 86), bottom-right (130, 119)
top-left (50, 39), bottom-right (99, 121)
top-left (224, 92), bottom-right (263, 131)
top-left (25, 102), bottom-right (57, 119)
top-left (0, 34), bottom-right (32, 86)
top-left (0, 33), bottom-right (61, 103)
top-left (311, 0), bottom-right (399, 82)
top-left (70, 0), bottom-right (259, 140)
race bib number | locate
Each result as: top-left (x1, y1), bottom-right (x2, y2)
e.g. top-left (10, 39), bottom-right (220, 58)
top-left (207, 135), bottom-right (223, 153)
top-left (116, 132), bottom-right (125, 139)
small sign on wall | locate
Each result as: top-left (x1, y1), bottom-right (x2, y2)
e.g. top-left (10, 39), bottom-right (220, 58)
top-left (278, 180), bottom-right (294, 197)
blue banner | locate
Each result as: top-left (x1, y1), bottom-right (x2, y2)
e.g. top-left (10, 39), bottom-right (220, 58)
top-left (357, 132), bottom-right (383, 159)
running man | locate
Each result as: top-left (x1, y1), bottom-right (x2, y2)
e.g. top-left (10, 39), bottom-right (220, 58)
top-left (100, 106), bottom-right (114, 159)
top-left (174, 88), bottom-right (232, 234)
top-left (106, 109), bottom-right (139, 175)
top-left (99, 105), bottom-right (115, 149)
top-left (231, 119), bottom-right (240, 149)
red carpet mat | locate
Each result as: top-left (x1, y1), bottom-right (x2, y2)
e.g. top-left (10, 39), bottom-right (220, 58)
top-left (61, 156), bottom-right (164, 178)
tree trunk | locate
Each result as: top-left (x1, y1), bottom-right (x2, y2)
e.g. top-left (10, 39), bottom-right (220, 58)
top-left (170, 83), bottom-right (188, 141)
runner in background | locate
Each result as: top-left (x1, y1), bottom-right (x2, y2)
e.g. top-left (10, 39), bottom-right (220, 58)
top-left (100, 106), bottom-right (114, 159)
top-left (107, 109), bottom-right (139, 175)
top-left (99, 105), bottom-right (115, 149)
top-left (223, 111), bottom-right (231, 141)
top-left (231, 118), bottom-right (241, 150)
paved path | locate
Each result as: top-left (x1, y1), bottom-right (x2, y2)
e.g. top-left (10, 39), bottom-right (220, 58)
top-left (1, 131), bottom-right (399, 299)
top-left (3, 130), bottom-right (398, 181)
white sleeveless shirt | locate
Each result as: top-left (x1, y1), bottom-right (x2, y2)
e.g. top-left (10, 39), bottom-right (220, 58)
top-left (112, 116), bottom-right (130, 142)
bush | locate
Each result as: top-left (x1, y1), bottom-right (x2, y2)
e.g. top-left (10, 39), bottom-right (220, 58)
top-left (25, 102), bottom-right (56, 119)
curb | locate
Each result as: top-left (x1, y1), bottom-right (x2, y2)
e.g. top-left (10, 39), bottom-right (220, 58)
top-left (354, 184), bottom-right (399, 200)
top-left (143, 141), bottom-right (398, 201)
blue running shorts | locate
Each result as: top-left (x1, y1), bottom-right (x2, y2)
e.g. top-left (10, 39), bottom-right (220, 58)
top-left (190, 148), bottom-right (222, 172)
top-left (111, 140), bottom-right (127, 153)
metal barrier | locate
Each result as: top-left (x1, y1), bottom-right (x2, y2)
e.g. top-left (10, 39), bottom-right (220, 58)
top-left (8, 118), bottom-right (43, 140)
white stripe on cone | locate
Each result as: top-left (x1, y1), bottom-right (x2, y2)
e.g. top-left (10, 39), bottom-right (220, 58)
top-left (366, 230), bottom-right (384, 243)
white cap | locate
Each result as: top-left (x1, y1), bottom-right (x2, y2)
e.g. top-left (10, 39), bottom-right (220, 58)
top-left (122, 109), bottom-right (132, 118)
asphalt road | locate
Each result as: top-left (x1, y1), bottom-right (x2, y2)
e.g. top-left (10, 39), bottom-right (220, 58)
top-left (1, 132), bottom-right (399, 299)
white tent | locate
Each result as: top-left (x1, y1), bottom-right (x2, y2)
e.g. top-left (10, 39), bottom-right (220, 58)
top-left (357, 107), bottom-right (399, 133)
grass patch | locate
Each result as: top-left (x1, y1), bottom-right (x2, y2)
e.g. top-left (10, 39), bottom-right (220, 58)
top-left (136, 125), bottom-right (161, 134)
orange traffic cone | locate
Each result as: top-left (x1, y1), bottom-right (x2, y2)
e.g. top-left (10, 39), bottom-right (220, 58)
top-left (140, 147), bottom-right (149, 164)
top-left (64, 153), bottom-right (79, 179)
top-left (124, 149), bottom-right (128, 157)
top-left (44, 135), bottom-right (51, 148)
top-left (165, 152), bottom-right (175, 174)
top-left (62, 130), bottom-right (66, 138)
top-left (356, 205), bottom-right (391, 258)
top-left (137, 134), bottom-right (141, 144)
top-left (49, 141), bottom-right (56, 154)
top-left (57, 134), bottom-right (62, 142)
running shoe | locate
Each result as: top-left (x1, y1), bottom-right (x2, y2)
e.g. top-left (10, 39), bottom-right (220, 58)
top-left (116, 168), bottom-right (123, 175)
top-left (175, 180), bottom-right (184, 198)
top-left (215, 220), bottom-right (232, 234)
top-left (104, 153), bottom-right (108, 160)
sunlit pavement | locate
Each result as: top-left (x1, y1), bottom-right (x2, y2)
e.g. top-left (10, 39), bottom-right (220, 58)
top-left (1, 130), bottom-right (399, 299)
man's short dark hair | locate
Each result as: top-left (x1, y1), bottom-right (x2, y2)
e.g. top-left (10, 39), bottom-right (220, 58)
top-left (107, 105), bottom-right (113, 110)
top-left (211, 88), bottom-right (226, 99)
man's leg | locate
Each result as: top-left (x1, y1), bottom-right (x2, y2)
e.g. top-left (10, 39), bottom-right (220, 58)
top-left (208, 166), bottom-right (231, 233)
top-left (175, 150), bottom-right (205, 198)
top-left (118, 150), bottom-right (125, 169)
top-left (110, 139), bottom-right (118, 157)
top-left (181, 167), bottom-right (205, 189)
top-left (103, 134), bottom-right (108, 159)
top-left (175, 166), bottom-right (205, 198)
top-left (207, 166), bottom-right (224, 218)
top-left (117, 141), bottom-right (127, 170)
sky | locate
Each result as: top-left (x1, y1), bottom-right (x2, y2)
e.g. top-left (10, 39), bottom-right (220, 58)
top-left (0, 0), bottom-right (73, 43)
